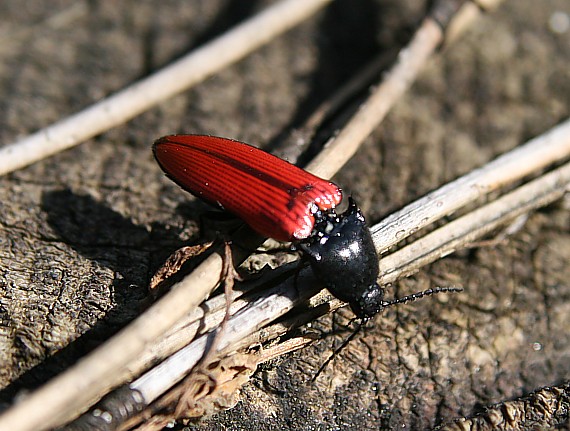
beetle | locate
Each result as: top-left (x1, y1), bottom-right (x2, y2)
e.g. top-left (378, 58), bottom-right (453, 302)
top-left (153, 134), bottom-right (385, 319)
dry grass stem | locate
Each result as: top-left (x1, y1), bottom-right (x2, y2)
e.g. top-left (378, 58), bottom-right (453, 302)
top-left (0, 1), bottom-right (333, 430)
top-left (64, 6), bottom-right (461, 427)
top-left (1, 1), bottom-right (527, 430)
top-left (117, 123), bottom-right (570, 429)
top-left (372, 118), bottom-right (570, 253)
top-left (306, 18), bottom-right (443, 179)
top-left (378, 159), bottom-right (570, 285)
top-left (0, 0), bottom-right (331, 177)
top-left (79, 122), bottom-right (569, 430)
top-left (129, 122), bottom-right (570, 414)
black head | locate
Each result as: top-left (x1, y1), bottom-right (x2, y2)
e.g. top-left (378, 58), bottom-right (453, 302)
top-left (299, 197), bottom-right (384, 319)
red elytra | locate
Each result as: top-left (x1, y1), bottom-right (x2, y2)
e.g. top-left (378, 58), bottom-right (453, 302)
top-left (153, 135), bottom-right (342, 241)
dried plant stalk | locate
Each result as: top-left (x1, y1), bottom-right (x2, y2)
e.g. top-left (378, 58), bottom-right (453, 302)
top-left (0, 1), bottom-right (332, 430)
top-left (70, 123), bottom-right (570, 430)
top-left (372, 119), bottom-right (570, 253)
top-left (0, 1), bottom-right (517, 430)
top-left (0, 0), bottom-right (331, 176)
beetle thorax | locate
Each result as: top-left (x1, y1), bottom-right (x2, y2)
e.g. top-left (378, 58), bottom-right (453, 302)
top-left (299, 197), bottom-right (383, 319)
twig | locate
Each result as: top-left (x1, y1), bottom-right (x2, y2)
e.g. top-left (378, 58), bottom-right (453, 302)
top-left (69, 0), bottom-right (567, 428)
top-left (0, 0), bottom-right (331, 176)
top-left (372, 119), bottom-right (570, 253)
top-left (305, 16), bottom-right (443, 179)
top-left (91, 0), bottom-right (458, 415)
top-left (0, 1), bottom-right (332, 430)
top-left (68, 122), bottom-right (570, 431)
top-left (378, 159), bottom-right (570, 285)
top-left (1, 1), bottom-right (513, 430)
top-left (304, 0), bottom-right (506, 179)
top-left (111, 126), bottom-right (570, 424)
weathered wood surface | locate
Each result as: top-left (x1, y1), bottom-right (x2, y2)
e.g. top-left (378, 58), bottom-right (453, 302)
top-left (0, 1), bottom-right (568, 430)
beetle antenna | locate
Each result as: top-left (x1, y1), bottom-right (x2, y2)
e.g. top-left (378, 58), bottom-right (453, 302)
top-left (311, 318), bottom-right (366, 382)
top-left (312, 287), bottom-right (461, 381)
top-left (380, 286), bottom-right (462, 310)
